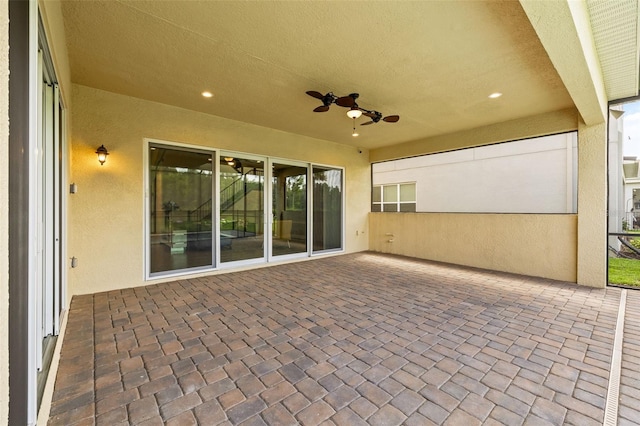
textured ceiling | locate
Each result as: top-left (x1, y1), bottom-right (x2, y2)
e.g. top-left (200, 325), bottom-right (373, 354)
top-left (587, 0), bottom-right (639, 101)
top-left (60, 0), bottom-right (578, 150)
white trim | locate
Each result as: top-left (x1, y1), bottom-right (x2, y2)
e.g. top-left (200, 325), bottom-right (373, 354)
top-left (59, 100), bottom-right (68, 326)
top-left (214, 149), bottom-right (220, 268)
top-left (604, 289), bottom-right (627, 426)
top-left (144, 139), bottom-right (217, 280)
top-left (35, 49), bottom-right (43, 372)
top-left (53, 85), bottom-right (62, 334)
top-left (143, 139), bottom-right (150, 281)
top-left (268, 158), bottom-right (311, 262)
top-left (218, 150), bottom-right (268, 269)
top-left (43, 80), bottom-right (55, 338)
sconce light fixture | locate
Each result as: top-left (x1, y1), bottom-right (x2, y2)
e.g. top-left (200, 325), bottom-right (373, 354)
top-left (96, 145), bottom-right (109, 165)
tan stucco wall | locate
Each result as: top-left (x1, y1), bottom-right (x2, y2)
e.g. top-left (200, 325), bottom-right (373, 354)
top-left (369, 108), bottom-right (609, 287)
top-left (0, 0), bottom-right (9, 423)
top-left (577, 121), bottom-right (607, 287)
top-left (68, 84), bottom-right (370, 298)
top-left (369, 213), bottom-right (577, 282)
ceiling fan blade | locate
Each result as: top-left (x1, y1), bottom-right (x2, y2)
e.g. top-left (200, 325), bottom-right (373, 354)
top-left (336, 96), bottom-right (356, 107)
top-left (314, 105), bottom-right (330, 112)
top-left (361, 121), bottom-right (375, 126)
top-left (383, 115), bottom-right (400, 123)
top-left (306, 91), bottom-right (324, 100)
top-left (363, 112), bottom-right (377, 118)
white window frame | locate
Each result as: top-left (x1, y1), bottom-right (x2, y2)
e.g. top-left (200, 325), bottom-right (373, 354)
top-left (372, 182), bottom-right (417, 212)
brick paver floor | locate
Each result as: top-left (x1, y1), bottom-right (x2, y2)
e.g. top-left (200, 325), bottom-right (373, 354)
top-left (47, 252), bottom-right (631, 425)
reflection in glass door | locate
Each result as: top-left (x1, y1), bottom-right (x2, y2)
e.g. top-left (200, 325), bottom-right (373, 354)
top-left (149, 145), bottom-right (213, 274)
top-left (272, 162), bottom-right (307, 257)
top-left (220, 155), bottom-right (265, 263)
top-left (313, 166), bottom-right (343, 252)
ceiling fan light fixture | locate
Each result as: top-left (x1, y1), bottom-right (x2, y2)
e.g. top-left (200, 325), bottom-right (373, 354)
top-left (347, 108), bottom-right (362, 119)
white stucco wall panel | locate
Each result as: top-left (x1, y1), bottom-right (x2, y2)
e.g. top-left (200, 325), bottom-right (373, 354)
top-left (374, 133), bottom-right (577, 214)
top-left (68, 84), bottom-right (370, 298)
top-left (370, 108), bottom-right (579, 163)
top-left (369, 212), bottom-right (577, 282)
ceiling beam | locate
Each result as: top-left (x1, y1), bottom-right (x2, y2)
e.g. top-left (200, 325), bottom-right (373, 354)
top-left (520, 0), bottom-right (607, 125)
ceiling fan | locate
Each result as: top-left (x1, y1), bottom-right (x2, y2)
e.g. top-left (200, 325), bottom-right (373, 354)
top-left (306, 91), bottom-right (400, 125)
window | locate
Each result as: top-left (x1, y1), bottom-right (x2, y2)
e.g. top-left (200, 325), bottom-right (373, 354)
top-left (372, 183), bottom-right (416, 212)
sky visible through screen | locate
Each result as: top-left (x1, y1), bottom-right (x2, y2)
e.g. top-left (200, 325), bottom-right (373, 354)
top-left (623, 100), bottom-right (640, 157)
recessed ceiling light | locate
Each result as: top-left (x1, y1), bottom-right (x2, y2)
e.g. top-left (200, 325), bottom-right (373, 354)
top-left (202, 91), bottom-right (213, 98)
top-left (488, 92), bottom-right (502, 99)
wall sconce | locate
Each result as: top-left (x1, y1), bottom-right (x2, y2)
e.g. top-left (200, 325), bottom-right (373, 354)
top-left (96, 145), bottom-right (109, 165)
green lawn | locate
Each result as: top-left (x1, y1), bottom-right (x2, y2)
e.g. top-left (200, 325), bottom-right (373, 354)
top-left (609, 257), bottom-right (640, 287)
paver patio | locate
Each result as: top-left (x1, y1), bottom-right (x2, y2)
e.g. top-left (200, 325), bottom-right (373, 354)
top-left (46, 252), bottom-right (635, 425)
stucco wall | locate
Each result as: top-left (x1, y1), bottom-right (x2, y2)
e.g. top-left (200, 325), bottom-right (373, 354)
top-left (0, 0), bottom-right (9, 423)
top-left (370, 108), bottom-right (579, 162)
top-left (369, 212), bottom-right (578, 282)
top-left (577, 121), bottom-right (607, 287)
top-left (68, 84), bottom-right (370, 298)
top-left (369, 108), bottom-right (610, 288)
top-left (373, 132), bottom-right (577, 214)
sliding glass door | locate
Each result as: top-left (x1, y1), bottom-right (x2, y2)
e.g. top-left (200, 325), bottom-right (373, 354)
top-left (147, 143), bottom-right (344, 276)
top-left (272, 161), bottom-right (308, 258)
top-left (313, 166), bottom-right (343, 252)
top-left (219, 154), bottom-right (265, 264)
top-left (149, 145), bottom-right (213, 274)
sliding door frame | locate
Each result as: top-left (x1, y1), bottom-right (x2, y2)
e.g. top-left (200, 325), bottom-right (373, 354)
top-left (144, 140), bottom-right (346, 280)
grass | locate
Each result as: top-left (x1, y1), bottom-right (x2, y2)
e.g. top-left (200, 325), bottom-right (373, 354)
top-left (609, 257), bottom-right (640, 287)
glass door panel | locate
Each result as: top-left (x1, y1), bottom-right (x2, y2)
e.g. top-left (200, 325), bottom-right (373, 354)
top-left (313, 166), bottom-right (343, 252)
top-left (220, 155), bottom-right (265, 263)
top-left (272, 162), bottom-right (307, 257)
top-left (149, 145), bottom-right (213, 274)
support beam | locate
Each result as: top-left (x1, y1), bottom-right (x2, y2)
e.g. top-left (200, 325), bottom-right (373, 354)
top-left (0, 0), bottom-right (9, 423)
top-left (520, 0), bottom-right (607, 125)
top-left (8, 0), bottom-right (31, 423)
top-left (577, 121), bottom-right (607, 287)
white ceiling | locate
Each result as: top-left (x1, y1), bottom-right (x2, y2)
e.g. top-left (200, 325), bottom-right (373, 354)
top-left (586, 0), bottom-right (639, 101)
top-left (58, 1), bottom-right (635, 150)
